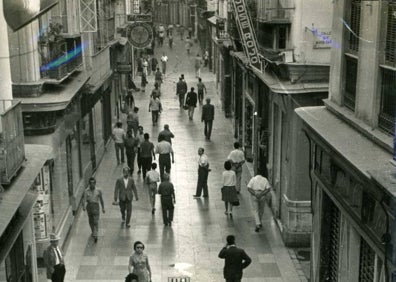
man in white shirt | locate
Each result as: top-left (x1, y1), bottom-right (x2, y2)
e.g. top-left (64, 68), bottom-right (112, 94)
top-left (247, 172), bottom-right (271, 232)
top-left (161, 53), bottom-right (168, 75)
top-left (112, 121), bottom-right (126, 165)
top-left (227, 142), bottom-right (245, 193)
top-left (145, 162), bottom-right (161, 214)
top-left (155, 137), bottom-right (174, 180)
top-left (194, 147), bottom-right (210, 198)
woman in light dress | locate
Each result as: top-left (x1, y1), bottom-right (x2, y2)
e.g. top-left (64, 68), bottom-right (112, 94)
top-left (128, 241), bottom-right (152, 282)
top-left (221, 160), bottom-right (239, 216)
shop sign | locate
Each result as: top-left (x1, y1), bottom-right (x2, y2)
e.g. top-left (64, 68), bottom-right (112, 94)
top-left (127, 14), bottom-right (152, 22)
top-left (311, 28), bottom-right (333, 49)
top-left (231, 0), bottom-right (261, 71)
top-left (216, 18), bottom-right (226, 39)
top-left (128, 22), bottom-right (153, 49)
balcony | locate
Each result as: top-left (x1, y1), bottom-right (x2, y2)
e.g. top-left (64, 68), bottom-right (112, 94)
top-left (0, 100), bottom-right (25, 184)
top-left (39, 36), bottom-right (83, 83)
top-left (258, 0), bottom-right (294, 24)
top-left (90, 46), bottom-right (112, 90)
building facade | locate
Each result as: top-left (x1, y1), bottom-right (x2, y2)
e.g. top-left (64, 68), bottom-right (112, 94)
top-left (296, 0), bottom-right (396, 280)
top-left (222, 0), bottom-right (333, 246)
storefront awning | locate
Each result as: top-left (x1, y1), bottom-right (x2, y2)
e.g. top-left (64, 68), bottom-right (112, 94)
top-left (0, 145), bottom-right (53, 240)
top-left (19, 71), bottom-right (90, 112)
top-left (295, 106), bottom-right (395, 196)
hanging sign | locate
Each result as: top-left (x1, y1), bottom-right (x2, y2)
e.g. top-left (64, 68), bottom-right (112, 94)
top-left (231, 0), bottom-right (261, 71)
top-left (128, 22), bottom-right (153, 49)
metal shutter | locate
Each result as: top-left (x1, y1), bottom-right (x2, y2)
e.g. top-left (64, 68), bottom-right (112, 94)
top-left (359, 239), bottom-right (375, 281)
top-left (348, 0), bottom-right (361, 52)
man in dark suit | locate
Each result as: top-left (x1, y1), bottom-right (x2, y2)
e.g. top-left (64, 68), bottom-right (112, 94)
top-left (43, 233), bottom-right (66, 282)
top-left (218, 235), bottom-right (252, 282)
top-left (201, 98), bottom-right (215, 140)
top-left (185, 87), bottom-right (198, 120)
top-left (176, 76), bottom-right (188, 108)
top-left (114, 167), bottom-right (139, 227)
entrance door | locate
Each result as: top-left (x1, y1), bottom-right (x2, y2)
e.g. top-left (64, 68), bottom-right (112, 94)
top-left (5, 233), bottom-right (27, 282)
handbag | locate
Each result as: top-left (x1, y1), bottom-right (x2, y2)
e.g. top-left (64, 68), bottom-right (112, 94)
top-left (232, 200), bottom-right (240, 206)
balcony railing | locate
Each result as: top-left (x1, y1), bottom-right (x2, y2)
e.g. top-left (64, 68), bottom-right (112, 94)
top-left (258, 0), bottom-right (294, 24)
top-left (90, 46), bottom-right (112, 88)
top-left (0, 100), bottom-right (25, 184)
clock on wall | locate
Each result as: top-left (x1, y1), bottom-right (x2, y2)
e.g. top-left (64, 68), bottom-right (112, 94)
top-left (128, 22), bottom-right (153, 49)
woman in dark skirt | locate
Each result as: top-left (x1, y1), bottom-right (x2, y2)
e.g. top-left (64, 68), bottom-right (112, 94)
top-left (222, 160), bottom-right (239, 216)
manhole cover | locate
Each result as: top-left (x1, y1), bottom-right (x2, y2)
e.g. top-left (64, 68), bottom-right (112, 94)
top-left (168, 278), bottom-right (190, 282)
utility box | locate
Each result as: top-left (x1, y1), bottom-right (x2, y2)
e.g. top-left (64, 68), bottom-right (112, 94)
top-left (0, 100), bottom-right (25, 184)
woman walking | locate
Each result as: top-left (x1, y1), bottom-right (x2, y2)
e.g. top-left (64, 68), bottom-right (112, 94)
top-left (222, 160), bottom-right (239, 217)
top-left (128, 241), bottom-right (152, 282)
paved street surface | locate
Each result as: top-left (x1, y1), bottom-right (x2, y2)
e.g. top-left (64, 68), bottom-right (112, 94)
top-left (62, 36), bottom-right (304, 282)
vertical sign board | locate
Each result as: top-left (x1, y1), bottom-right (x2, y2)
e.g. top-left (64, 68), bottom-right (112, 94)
top-left (231, 0), bottom-right (261, 72)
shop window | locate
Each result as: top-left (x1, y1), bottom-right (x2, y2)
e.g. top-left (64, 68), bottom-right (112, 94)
top-left (93, 100), bottom-right (104, 155)
top-left (359, 239), bottom-right (375, 281)
top-left (244, 101), bottom-right (254, 162)
top-left (51, 141), bottom-right (69, 230)
top-left (343, 55), bottom-right (358, 111)
top-left (319, 193), bottom-right (341, 281)
top-left (347, 0), bottom-right (361, 53)
top-left (378, 68), bottom-right (396, 136)
top-left (80, 114), bottom-right (92, 173)
top-left (71, 126), bottom-right (82, 192)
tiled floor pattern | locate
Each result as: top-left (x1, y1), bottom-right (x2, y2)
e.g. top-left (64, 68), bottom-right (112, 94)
top-left (61, 36), bottom-right (303, 282)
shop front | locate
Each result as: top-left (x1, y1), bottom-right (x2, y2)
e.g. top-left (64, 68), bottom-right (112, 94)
top-left (0, 145), bottom-right (53, 282)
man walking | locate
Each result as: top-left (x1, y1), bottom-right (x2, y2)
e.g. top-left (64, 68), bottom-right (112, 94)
top-left (247, 171), bottom-right (272, 232)
top-left (82, 177), bottom-right (105, 242)
top-left (218, 235), bottom-right (252, 282)
top-left (158, 173), bottom-right (176, 226)
top-left (136, 126), bottom-right (145, 174)
top-left (158, 124), bottom-right (175, 144)
top-left (155, 68), bottom-right (163, 88)
top-left (185, 87), bottom-right (198, 120)
top-left (43, 233), bottom-right (66, 282)
top-left (176, 77), bottom-right (188, 108)
top-left (145, 162), bottom-right (161, 214)
top-left (201, 98), bottom-right (215, 140)
top-left (155, 137), bottom-right (175, 180)
top-left (149, 95), bottom-right (162, 126)
top-left (193, 148), bottom-right (210, 198)
top-left (139, 133), bottom-right (156, 178)
top-left (197, 78), bottom-right (207, 105)
top-left (112, 121), bottom-right (126, 165)
top-left (161, 53), bottom-right (168, 75)
top-left (124, 129), bottom-right (139, 174)
top-left (227, 142), bottom-right (245, 193)
top-left (126, 107), bottom-right (140, 137)
top-left (195, 53), bottom-right (202, 78)
top-left (114, 167), bottom-right (139, 228)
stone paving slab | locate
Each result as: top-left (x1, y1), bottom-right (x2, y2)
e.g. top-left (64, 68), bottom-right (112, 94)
top-left (60, 36), bottom-right (303, 282)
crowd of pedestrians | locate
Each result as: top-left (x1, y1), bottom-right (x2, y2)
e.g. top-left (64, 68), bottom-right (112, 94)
top-left (43, 25), bottom-right (273, 282)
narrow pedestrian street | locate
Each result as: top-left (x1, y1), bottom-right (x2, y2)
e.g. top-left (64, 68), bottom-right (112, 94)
top-left (61, 37), bottom-right (303, 282)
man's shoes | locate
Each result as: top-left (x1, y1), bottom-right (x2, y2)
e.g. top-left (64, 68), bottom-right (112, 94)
top-left (164, 223), bottom-right (168, 226)
top-left (224, 211), bottom-right (228, 215)
top-left (193, 195), bottom-right (200, 198)
top-left (237, 192), bottom-right (240, 194)
top-left (152, 208), bottom-right (156, 215)
top-left (121, 218), bottom-right (125, 223)
top-left (137, 170), bottom-right (141, 174)
top-left (126, 224), bottom-right (131, 228)
top-left (203, 195), bottom-right (209, 198)
top-left (94, 237), bottom-right (98, 243)
top-left (255, 226), bottom-right (260, 233)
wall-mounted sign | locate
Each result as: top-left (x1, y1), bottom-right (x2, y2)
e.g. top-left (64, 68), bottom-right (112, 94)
top-left (231, 0), bottom-right (261, 71)
top-left (127, 14), bottom-right (152, 22)
top-left (310, 27), bottom-right (333, 49)
top-left (216, 18), bottom-right (226, 39)
top-left (128, 22), bottom-right (153, 49)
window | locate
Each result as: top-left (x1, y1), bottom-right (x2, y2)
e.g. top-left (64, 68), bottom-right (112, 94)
top-left (359, 239), bottom-right (375, 282)
top-left (344, 56), bottom-right (358, 111)
top-left (385, 2), bottom-right (396, 65)
top-left (51, 0), bottom-right (68, 33)
top-left (94, 0), bottom-right (115, 52)
top-left (378, 68), bottom-right (396, 135)
top-left (347, 0), bottom-right (361, 53)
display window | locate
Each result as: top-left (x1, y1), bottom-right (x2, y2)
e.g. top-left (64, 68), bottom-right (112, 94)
top-left (71, 125), bottom-right (82, 192)
top-left (93, 100), bottom-right (104, 155)
top-left (80, 114), bottom-right (92, 173)
top-left (32, 164), bottom-right (51, 240)
top-left (244, 100), bottom-right (254, 162)
top-left (51, 141), bottom-right (68, 230)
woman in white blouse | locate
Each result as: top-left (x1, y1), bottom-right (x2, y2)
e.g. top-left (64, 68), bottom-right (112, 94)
top-left (221, 160), bottom-right (239, 216)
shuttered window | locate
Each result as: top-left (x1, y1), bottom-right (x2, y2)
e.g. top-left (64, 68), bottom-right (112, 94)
top-left (348, 0), bottom-right (361, 53)
top-left (385, 2), bottom-right (396, 65)
top-left (378, 68), bottom-right (396, 136)
top-left (319, 193), bottom-right (341, 282)
top-left (359, 239), bottom-right (375, 282)
top-left (344, 56), bottom-right (358, 111)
